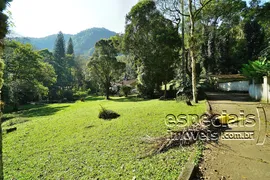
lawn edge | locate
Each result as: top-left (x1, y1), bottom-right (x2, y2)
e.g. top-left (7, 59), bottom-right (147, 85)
top-left (177, 148), bottom-right (197, 180)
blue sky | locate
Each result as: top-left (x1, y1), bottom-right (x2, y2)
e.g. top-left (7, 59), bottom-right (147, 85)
top-left (8, 0), bottom-right (138, 37)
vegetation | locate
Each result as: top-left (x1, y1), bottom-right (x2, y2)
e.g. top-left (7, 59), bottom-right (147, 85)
top-left (15, 28), bottom-right (116, 55)
top-left (66, 37), bottom-right (74, 55)
top-left (87, 39), bottom-right (125, 100)
top-left (156, 0), bottom-right (270, 101)
top-left (1, 0), bottom-right (13, 178)
top-left (0, 0), bottom-right (270, 178)
top-left (2, 41), bottom-right (56, 110)
top-left (5, 0), bottom-right (270, 102)
top-left (121, 85), bottom-right (132, 97)
top-left (124, 1), bottom-right (180, 98)
top-left (98, 106), bottom-right (120, 120)
top-left (2, 97), bottom-right (206, 179)
top-left (242, 60), bottom-right (267, 81)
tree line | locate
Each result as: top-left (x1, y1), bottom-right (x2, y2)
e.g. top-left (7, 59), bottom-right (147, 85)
top-left (1, 32), bottom-right (92, 110)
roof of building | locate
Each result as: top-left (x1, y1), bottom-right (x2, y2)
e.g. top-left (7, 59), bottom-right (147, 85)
top-left (210, 74), bottom-right (246, 79)
top-left (114, 79), bottom-right (137, 86)
top-left (210, 74), bottom-right (248, 82)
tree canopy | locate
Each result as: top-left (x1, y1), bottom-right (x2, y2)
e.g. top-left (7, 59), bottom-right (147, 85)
top-left (88, 39), bottom-right (125, 99)
top-left (124, 0), bottom-right (181, 98)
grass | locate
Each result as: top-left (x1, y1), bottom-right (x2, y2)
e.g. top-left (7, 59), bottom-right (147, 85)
top-left (2, 96), bottom-right (206, 179)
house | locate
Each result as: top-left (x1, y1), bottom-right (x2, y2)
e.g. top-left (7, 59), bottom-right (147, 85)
top-left (111, 79), bottom-right (138, 93)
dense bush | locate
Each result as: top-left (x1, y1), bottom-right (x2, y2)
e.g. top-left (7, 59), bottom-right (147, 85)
top-left (98, 106), bottom-right (120, 120)
top-left (241, 59), bottom-right (269, 82)
top-left (73, 91), bottom-right (88, 100)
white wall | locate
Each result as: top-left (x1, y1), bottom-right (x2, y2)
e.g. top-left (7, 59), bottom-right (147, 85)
top-left (249, 83), bottom-right (263, 100)
top-left (249, 77), bottom-right (270, 102)
top-left (218, 81), bottom-right (250, 92)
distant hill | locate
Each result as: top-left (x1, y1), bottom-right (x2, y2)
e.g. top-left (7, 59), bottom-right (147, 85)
top-left (14, 28), bottom-right (117, 56)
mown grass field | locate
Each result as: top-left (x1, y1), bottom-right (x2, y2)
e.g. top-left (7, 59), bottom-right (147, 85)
top-left (2, 96), bottom-right (205, 179)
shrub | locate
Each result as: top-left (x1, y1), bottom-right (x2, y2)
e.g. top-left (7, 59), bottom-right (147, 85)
top-left (241, 59), bottom-right (270, 81)
top-left (73, 91), bottom-right (88, 100)
top-left (98, 106), bottom-right (120, 120)
top-left (87, 88), bottom-right (92, 95)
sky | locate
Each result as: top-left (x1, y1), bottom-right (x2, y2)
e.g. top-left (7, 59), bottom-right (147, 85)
top-left (7, 0), bottom-right (268, 38)
top-left (8, 0), bottom-right (138, 38)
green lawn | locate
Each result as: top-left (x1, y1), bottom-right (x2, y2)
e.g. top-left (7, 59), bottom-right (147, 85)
top-left (2, 96), bottom-right (205, 179)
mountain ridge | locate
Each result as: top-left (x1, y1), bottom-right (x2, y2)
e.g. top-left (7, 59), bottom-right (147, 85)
top-left (14, 27), bottom-right (117, 56)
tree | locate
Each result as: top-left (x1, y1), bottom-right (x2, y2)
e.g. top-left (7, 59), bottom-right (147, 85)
top-left (38, 49), bottom-right (54, 63)
top-left (67, 37), bottom-right (74, 55)
top-left (256, 2), bottom-right (270, 40)
top-left (66, 38), bottom-right (76, 89)
top-left (0, 1), bottom-right (13, 178)
top-left (3, 41), bottom-right (56, 108)
top-left (51, 31), bottom-right (77, 100)
top-left (73, 55), bottom-right (89, 91)
top-left (153, 18), bottom-right (181, 98)
top-left (116, 55), bottom-right (137, 80)
top-left (243, 0), bottom-right (267, 61)
top-left (157, 0), bottom-right (187, 85)
top-left (87, 39), bottom-right (125, 99)
top-left (110, 35), bottom-right (138, 81)
top-left (196, 0), bottom-right (247, 74)
top-left (53, 31), bottom-right (67, 88)
top-left (157, 0), bottom-right (213, 101)
top-left (54, 31), bottom-right (66, 60)
top-left (187, 0), bottom-right (212, 103)
top-left (124, 0), bottom-right (180, 98)
top-left (244, 19), bottom-right (265, 61)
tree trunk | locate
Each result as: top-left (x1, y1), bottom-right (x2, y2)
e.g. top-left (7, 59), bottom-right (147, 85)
top-left (164, 80), bottom-right (167, 99)
top-left (181, 0), bottom-right (186, 84)
top-left (188, 0), bottom-right (198, 103)
top-left (105, 84), bottom-right (110, 100)
top-left (190, 48), bottom-right (197, 103)
top-left (185, 51), bottom-right (192, 78)
top-left (0, 90), bottom-right (3, 180)
top-left (13, 92), bottom-right (19, 111)
top-left (0, 119), bottom-right (2, 180)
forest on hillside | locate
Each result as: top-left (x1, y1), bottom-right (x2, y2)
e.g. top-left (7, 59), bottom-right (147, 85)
top-left (13, 28), bottom-right (116, 55)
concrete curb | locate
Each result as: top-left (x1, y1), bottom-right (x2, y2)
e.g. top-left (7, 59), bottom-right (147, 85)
top-left (178, 148), bottom-right (197, 180)
top-left (178, 101), bottom-right (212, 180)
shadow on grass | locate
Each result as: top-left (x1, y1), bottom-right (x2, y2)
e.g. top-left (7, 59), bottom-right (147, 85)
top-left (6, 119), bottom-right (30, 126)
top-left (3, 104), bottom-right (47, 114)
top-left (110, 96), bottom-right (150, 102)
top-left (1, 115), bottom-right (17, 124)
top-left (85, 96), bottom-right (105, 101)
top-left (17, 105), bottom-right (70, 118)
